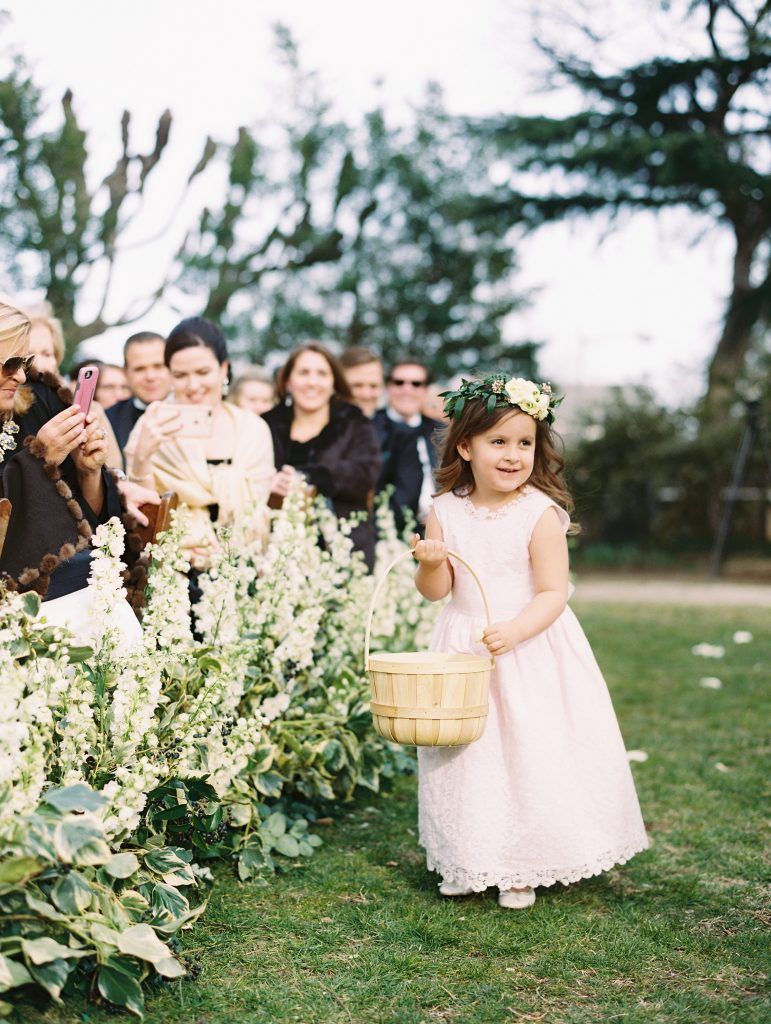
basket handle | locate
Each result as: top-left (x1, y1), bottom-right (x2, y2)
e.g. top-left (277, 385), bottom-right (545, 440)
top-left (364, 547), bottom-right (494, 670)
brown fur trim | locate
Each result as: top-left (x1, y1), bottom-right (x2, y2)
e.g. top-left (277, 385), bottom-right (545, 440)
top-left (25, 435), bottom-right (48, 461)
top-left (10, 425), bottom-right (94, 596)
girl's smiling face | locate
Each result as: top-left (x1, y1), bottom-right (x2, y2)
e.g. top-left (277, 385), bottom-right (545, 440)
top-left (457, 410), bottom-right (536, 505)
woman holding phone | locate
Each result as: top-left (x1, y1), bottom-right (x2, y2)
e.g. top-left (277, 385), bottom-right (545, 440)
top-left (0, 296), bottom-right (140, 647)
top-left (124, 317), bottom-right (275, 568)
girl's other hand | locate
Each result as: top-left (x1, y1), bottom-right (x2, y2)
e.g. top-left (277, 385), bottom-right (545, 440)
top-left (35, 406), bottom-right (87, 465)
top-left (410, 533), bottom-right (448, 568)
top-left (482, 619), bottom-right (522, 657)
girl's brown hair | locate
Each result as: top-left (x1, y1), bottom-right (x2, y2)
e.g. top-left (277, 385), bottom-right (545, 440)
top-left (434, 401), bottom-right (577, 527)
top-left (275, 342), bottom-right (353, 403)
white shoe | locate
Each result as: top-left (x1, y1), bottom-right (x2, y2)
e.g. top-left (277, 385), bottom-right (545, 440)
top-left (498, 887), bottom-right (535, 909)
top-left (438, 880), bottom-right (474, 897)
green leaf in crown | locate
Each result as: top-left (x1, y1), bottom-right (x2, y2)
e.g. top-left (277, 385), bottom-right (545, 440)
top-left (440, 374), bottom-right (563, 425)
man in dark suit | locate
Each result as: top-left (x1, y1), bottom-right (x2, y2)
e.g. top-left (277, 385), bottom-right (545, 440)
top-left (377, 357), bottom-right (443, 531)
top-left (106, 332), bottom-right (170, 465)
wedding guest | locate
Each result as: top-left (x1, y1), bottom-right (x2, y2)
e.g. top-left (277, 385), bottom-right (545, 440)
top-left (106, 332), bottom-right (171, 456)
top-left (422, 384), bottom-right (450, 424)
top-left (27, 303), bottom-right (65, 375)
top-left (376, 357), bottom-right (443, 531)
top-left (95, 364), bottom-right (131, 410)
top-left (0, 296), bottom-right (141, 648)
top-left (231, 366), bottom-right (275, 415)
top-left (263, 343), bottom-right (381, 569)
top-left (25, 310), bottom-right (123, 472)
top-left (340, 346), bottom-right (415, 531)
top-left (125, 317), bottom-right (274, 569)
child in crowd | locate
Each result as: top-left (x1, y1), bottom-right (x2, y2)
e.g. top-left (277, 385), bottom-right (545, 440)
top-left (411, 375), bottom-right (647, 909)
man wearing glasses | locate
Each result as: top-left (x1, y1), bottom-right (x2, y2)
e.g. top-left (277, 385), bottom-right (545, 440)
top-left (375, 358), bottom-right (443, 531)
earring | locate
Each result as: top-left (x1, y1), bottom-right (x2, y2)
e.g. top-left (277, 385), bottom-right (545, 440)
top-left (284, 393), bottom-right (293, 407)
top-left (221, 379), bottom-right (230, 398)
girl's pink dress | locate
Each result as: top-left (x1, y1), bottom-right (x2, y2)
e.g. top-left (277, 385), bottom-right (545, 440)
top-left (418, 487), bottom-right (648, 892)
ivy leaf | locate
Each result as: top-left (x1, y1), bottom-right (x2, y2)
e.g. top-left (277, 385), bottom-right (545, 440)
top-left (42, 784), bottom-right (108, 814)
top-left (0, 856), bottom-right (42, 885)
top-left (274, 834), bottom-right (300, 858)
top-left (0, 954), bottom-right (32, 993)
top-left (51, 870), bottom-right (93, 914)
top-left (27, 959), bottom-right (74, 1001)
top-left (97, 959), bottom-right (145, 1019)
top-left (116, 923), bottom-right (174, 965)
top-left (104, 852), bottom-right (140, 879)
top-left (53, 817), bottom-right (111, 867)
top-left (21, 937), bottom-right (85, 965)
top-left (20, 592), bottom-right (41, 617)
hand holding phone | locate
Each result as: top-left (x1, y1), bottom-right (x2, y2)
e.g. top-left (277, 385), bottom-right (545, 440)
top-left (176, 405), bottom-right (213, 438)
top-left (72, 365), bottom-right (100, 417)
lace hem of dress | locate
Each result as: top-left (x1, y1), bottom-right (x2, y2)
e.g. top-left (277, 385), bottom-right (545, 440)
top-left (422, 834), bottom-right (649, 892)
top-left (459, 485), bottom-right (532, 521)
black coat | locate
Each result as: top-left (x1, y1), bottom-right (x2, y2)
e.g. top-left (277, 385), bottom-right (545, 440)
top-left (372, 409), bottom-right (444, 531)
top-left (262, 400), bottom-right (382, 568)
top-left (0, 371), bottom-right (122, 598)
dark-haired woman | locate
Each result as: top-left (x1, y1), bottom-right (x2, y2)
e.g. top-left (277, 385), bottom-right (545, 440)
top-left (262, 343), bottom-right (382, 569)
top-left (125, 317), bottom-right (274, 568)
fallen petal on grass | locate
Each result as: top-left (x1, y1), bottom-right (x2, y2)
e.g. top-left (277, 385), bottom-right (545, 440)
top-left (732, 631), bottom-right (753, 644)
top-left (700, 677), bottom-right (723, 689)
top-left (692, 643), bottom-right (725, 658)
top-left (714, 762), bottom-right (732, 773)
top-left (626, 750), bottom-right (649, 762)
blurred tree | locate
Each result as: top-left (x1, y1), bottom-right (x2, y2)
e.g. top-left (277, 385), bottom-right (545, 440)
top-left (178, 29), bottom-right (537, 379)
top-left (470, 0), bottom-right (770, 413)
top-left (0, 49), bottom-right (217, 361)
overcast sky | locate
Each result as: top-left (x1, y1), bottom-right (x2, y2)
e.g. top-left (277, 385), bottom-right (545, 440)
top-left (2, 0), bottom-right (735, 402)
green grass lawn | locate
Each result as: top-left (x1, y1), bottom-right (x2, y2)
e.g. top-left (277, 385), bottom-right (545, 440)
top-left (22, 604), bottom-right (770, 1024)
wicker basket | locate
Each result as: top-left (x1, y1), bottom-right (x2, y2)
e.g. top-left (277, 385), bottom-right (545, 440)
top-left (364, 548), bottom-right (493, 747)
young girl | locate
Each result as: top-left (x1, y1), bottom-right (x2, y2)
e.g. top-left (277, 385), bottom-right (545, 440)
top-left (412, 375), bottom-right (648, 909)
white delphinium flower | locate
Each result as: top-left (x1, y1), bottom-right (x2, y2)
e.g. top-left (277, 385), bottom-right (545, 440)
top-left (87, 517), bottom-right (129, 658)
top-left (108, 653), bottom-right (164, 762)
top-left (55, 665), bottom-right (98, 784)
top-left (100, 756), bottom-right (164, 842)
top-left (142, 508), bottom-right (194, 651)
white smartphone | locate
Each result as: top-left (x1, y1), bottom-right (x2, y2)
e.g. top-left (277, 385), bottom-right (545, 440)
top-left (175, 405), bottom-right (213, 438)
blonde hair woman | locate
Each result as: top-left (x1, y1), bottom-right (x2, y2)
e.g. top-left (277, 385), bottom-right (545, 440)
top-left (0, 296), bottom-right (140, 649)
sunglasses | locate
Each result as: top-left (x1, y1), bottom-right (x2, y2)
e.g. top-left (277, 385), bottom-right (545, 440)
top-left (389, 377), bottom-right (427, 388)
top-left (0, 354), bottom-right (35, 378)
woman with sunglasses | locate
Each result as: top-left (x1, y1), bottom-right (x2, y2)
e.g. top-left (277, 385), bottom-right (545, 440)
top-left (0, 297), bottom-right (140, 648)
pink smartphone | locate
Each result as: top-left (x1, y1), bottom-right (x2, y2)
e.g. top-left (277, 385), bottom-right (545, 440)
top-left (176, 405), bottom-right (213, 438)
top-left (72, 365), bottom-right (100, 416)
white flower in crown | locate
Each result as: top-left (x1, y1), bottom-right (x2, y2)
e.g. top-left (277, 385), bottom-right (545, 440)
top-left (504, 377), bottom-right (538, 406)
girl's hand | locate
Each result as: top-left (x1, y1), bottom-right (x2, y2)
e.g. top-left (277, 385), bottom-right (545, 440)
top-left (482, 619), bottom-right (523, 657)
top-left (35, 406), bottom-right (87, 465)
top-left (72, 414), bottom-right (108, 476)
top-left (410, 533), bottom-right (448, 569)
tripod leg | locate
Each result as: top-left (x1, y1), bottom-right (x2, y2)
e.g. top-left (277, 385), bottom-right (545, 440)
top-left (708, 423), bottom-right (755, 578)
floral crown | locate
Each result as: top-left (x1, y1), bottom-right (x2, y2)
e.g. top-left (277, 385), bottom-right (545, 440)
top-left (441, 375), bottom-right (562, 425)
